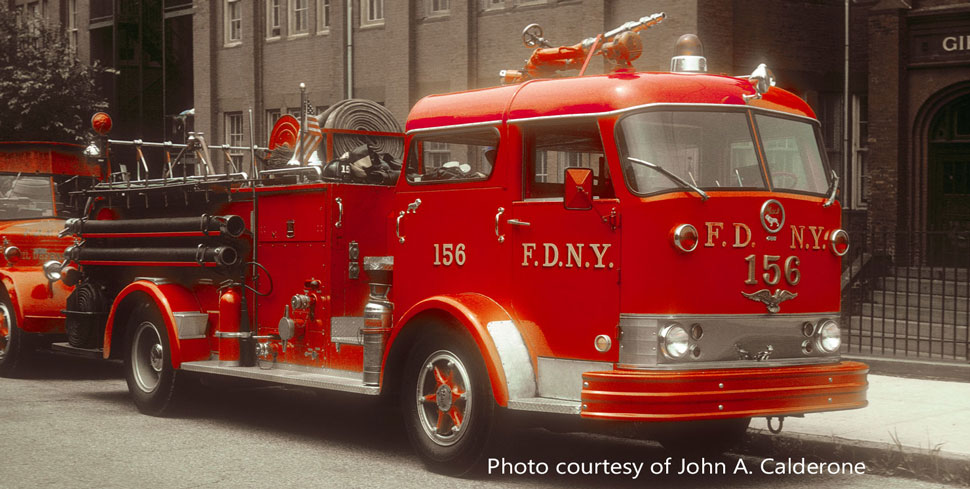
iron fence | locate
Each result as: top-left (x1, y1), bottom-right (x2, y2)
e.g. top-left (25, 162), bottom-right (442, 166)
top-left (842, 229), bottom-right (970, 362)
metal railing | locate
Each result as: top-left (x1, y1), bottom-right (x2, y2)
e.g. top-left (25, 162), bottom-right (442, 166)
top-left (842, 229), bottom-right (970, 362)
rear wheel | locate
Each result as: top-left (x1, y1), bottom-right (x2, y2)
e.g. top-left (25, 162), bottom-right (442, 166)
top-left (0, 296), bottom-right (26, 377)
top-left (124, 302), bottom-right (179, 415)
top-left (401, 328), bottom-right (495, 476)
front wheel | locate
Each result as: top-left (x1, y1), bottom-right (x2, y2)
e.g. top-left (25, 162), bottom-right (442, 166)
top-left (401, 329), bottom-right (495, 476)
top-left (124, 302), bottom-right (179, 416)
top-left (0, 296), bottom-right (27, 377)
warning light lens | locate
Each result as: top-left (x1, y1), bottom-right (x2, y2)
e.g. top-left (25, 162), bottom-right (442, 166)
top-left (672, 224), bottom-right (699, 253)
top-left (831, 229), bottom-right (850, 256)
top-left (91, 112), bottom-right (112, 136)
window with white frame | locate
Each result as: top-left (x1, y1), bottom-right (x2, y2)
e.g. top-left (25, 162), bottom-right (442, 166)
top-left (266, 0), bottom-right (281, 38)
top-left (430, 0), bottom-right (449, 15)
top-left (68, 0), bottom-right (78, 51)
top-left (361, 0), bottom-right (384, 26)
top-left (851, 94), bottom-right (869, 209)
top-left (225, 0), bottom-right (242, 45)
top-left (290, 0), bottom-right (309, 35)
top-left (318, 0), bottom-right (331, 32)
top-left (225, 112), bottom-right (245, 168)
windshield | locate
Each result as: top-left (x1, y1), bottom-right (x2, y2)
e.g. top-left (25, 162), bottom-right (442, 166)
top-left (0, 173), bottom-right (96, 220)
top-left (617, 110), bottom-right (830, 196)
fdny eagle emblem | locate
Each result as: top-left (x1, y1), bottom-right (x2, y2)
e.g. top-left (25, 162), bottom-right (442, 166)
top-left (742, 288), bottom-right (797, 313)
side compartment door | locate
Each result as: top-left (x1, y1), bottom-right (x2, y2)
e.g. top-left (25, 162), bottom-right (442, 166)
top-left (391, 128), bottom-right (511, 314)
top-left (509, 120), bottom-right (621, 363)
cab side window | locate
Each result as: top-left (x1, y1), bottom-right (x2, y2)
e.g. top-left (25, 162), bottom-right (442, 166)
top-left (405, 129), bottom-right (498, 184)
top-left (523, 120), bottom-right (613, 199)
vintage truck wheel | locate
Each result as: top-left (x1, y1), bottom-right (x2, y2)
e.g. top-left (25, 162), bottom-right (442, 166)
top-left (124, 302), bottom-right (178, 416)
top-left (656, 417), bottom-right (751, 455)
top-left (402, 329), bottom-right (495, 476)
top-left (0, 297), bottom-right (26, 377)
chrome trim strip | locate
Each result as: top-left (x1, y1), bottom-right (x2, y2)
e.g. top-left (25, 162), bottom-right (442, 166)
top-left (507, 397), bottom-right (581, 415)
top-left (486, 320), bottom-right (536, 400)
top-left (173, 312), bottom-right (208, 339)
top-left (537, 357), bottom-right (612, 401)
top-left (405, 120), bottom-right (503, 135)
top-left (508, 103), bottom-right (820, 125)
top-left (180, 360), bottom-right (379, 395)
top-left (620, 312), bottom-right (839, 319)
top-left (617, 357), bottom-right (842, 371)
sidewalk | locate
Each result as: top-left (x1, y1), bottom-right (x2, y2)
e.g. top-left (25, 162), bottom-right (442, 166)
top-left (750, 373), bottom-right (970, 458)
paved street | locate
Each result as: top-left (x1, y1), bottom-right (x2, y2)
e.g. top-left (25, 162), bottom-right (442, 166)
top-left (0, 351), bottom-right (960, 489)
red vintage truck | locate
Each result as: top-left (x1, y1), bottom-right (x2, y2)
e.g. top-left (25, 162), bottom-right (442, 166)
top-left (0, 142), bottom-right (102, 376)
top-left (59, 14), bottom-right (867, 475)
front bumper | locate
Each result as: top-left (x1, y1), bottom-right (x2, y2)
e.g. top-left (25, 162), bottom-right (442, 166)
top-left (581, 361), bottom-right (868, 421)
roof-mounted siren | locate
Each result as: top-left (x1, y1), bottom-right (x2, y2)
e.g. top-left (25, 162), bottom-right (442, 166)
top-left (670, 34), bottom-right (707, 73)
top-left (743, 63), bottom-right (776, 103)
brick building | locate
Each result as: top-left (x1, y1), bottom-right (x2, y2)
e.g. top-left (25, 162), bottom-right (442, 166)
top-left (14, 0), bottom-right (970, 236)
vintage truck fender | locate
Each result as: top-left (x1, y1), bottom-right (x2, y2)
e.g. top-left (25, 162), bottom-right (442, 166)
top-left (386, 293), bottom-right (537, 407)
top-left (0, 269), bottom-right (72, 334)
top-left (102, 280), bottom-right (212, 368)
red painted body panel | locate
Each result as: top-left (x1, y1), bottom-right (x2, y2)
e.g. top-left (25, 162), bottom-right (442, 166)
top-left (581, 361), bottom-right (869, 421)
top-left (0, 142), bottom-right (101, 177)
top-left (103, 281), bottom-right (215, 367)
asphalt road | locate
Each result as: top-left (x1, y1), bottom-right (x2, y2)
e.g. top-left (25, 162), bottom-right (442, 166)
top-left (0, 351), bottom-right (958, 489)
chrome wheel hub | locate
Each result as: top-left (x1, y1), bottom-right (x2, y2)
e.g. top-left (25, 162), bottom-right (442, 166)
top-left (415, 350), bottom-right (471, 447)
top-left (132, 321), bottom-right (163, 393)
top-left (0, 302), bottom-right (10, 358)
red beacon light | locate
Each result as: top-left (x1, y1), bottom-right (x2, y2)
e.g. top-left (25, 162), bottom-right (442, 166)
top-left (672, 224), bottom-right (699, 253)
top-left (91, 112), bottom-right (112, 136)
top-left (830, 229), bottom-right (850, 256)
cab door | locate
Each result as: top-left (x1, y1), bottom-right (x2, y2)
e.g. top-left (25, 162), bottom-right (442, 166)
top-left (508, 120), bottom-right (621, 362)
top-left (392, 127), bottom-right (512, 314)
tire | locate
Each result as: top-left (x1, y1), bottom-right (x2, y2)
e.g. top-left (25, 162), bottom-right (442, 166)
top-left (0, 295), bottom-right (27, 377)
top-left (124, 302), bottom-right (179, 416)
top-left (401, 328), bottom-right (495, 476)
top-left (656, 417), bottom-right (751, 455)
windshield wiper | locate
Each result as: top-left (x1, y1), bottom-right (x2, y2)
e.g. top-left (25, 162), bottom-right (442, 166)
top-left (822, 169), bottom-right (839, 207)
top-left (627, 157), bottom-right (709, 201)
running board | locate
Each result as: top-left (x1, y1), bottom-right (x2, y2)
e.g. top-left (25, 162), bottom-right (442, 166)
top-left (507, 397), bottom-right (581, 415)
top-left (51, 342), bottom-right (104, 360)
top-left (180, 360), bottom-right (380, 395)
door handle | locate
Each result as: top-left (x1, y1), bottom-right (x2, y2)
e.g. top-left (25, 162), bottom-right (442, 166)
top-left (495, 207), bottom-right (505, 243)
top-left (396, 199), bottom-right (421, 244)
top-left (507, 219), bottom-right (531, 227)
top-left (396, 211), bottom-right (406, 243)
top-left (335, 197), bottom-right (343, 228)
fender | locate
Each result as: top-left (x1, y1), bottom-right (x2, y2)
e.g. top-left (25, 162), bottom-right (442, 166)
top-left (103, 280), bottom-right (211, 368)
top-left (388, 293), bottom-right (537, 406)
top-left (0, 269), bottom-right (71, 333)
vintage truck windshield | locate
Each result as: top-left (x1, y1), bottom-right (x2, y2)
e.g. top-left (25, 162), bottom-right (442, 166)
top-left (617, 110), bottom-right (830, 196)
top-left (0, 174), bottom-right (94, 220)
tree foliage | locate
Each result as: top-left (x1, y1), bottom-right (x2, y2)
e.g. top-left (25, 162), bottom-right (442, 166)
top-left (0, 4), bottom-right (107, 144)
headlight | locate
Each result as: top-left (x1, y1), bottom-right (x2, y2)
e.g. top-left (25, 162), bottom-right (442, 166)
top-left (816, 320), bottom-right (841, 353)
top-left (43, 260), bottom-right (63, 282)
top-left (661, 323), bottom-right (690, 359)
top-left (3, 245), bottom-right (21, 264)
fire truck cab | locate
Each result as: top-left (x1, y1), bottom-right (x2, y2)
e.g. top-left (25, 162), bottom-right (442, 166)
top-left (61, 14), bottom-right (867, 476)
top-left (0, 142), bottom-right (101, 376)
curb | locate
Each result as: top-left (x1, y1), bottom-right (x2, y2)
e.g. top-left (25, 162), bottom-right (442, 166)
top-left (738, 428), bottom-right (970, 485)
top-left (844, 354), bottom-right (970, 383)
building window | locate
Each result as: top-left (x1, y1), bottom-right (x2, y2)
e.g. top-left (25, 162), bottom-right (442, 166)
top-left (267, 0), bottom-right (281, 38)
top-left (430, 0), bottom-right (449, 15)
top-left (266, 109), bottom-right (281, 142)
top-left (290, 0), bottom-right (309, 35)
top-left (225, 0), bottom-right (242, 45)
top-left (851, 94), bottom-right (869, 209)
top-left (68, 0), bottom-right (78, 52)
top-left (318, 0), bottom-right (331, 32)
top-left (361, 0), bottom-right (384, 26)
top-left (225, 112), bottom-right (245, 169)
top-left (482, 0), bottom-right (504, 10)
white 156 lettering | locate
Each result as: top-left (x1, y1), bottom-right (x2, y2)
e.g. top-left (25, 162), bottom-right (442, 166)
top-left (433, 243), bottom-right (466, 266)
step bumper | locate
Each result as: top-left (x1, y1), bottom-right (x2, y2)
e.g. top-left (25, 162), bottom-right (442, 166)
top-left (580, 361), bottom-right (869, 422)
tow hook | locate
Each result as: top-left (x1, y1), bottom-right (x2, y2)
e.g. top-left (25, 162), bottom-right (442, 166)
top-left (766, 416), bottom-right (785, 434)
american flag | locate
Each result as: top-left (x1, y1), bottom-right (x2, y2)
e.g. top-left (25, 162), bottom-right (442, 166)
top-left (293, 101), bottom-right (323, 165)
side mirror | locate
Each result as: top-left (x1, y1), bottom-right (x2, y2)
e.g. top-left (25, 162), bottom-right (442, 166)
top-left (564, 168), bottom-right (593, 210)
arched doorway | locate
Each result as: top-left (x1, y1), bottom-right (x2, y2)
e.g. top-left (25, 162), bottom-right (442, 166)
top-left (928, 93), bottom-right (970, 233)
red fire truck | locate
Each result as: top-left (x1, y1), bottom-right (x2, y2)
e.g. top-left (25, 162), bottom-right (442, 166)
top-left (60, 14), bottom-right (867, 475)
top-left (0, 142), bottom-right (102, 376)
